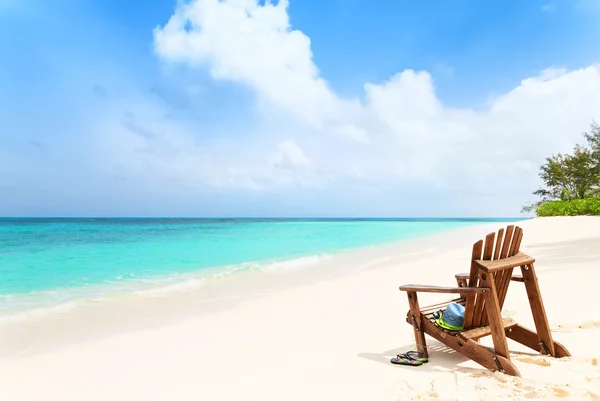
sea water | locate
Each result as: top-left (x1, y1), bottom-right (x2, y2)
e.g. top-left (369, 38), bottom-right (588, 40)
top-left (0, 218), bottom-right (524, 315)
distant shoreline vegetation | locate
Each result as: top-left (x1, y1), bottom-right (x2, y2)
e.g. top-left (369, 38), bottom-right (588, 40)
top-left (0, 217), bottom-right (526, 223)
top-left (534, 198), bottom-right (600, 216)
top-left (523, 122), bottom-right (600, 216)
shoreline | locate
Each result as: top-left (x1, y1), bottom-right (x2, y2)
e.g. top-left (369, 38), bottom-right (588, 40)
top-left (0, 219), bottom-right (518, 359)
top-left (1, 216), bottom-right (599, 400)
top-left (1, 218), bottom-right (517, 316)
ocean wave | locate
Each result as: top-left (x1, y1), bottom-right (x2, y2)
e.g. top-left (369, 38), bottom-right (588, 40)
top-left (132, 278), bottom-right (206, 297)
top-left (210, 253), bottom-right (333, 278)
top-left (259, 254), bottom-right (333, 272)
top-left (0, 299), bottom-right (80, 324)
top-left (0, 252), bottom-right (335, 321)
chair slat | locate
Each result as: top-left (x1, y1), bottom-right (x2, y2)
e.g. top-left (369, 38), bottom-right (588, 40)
top-left (420, 298), bottom-right (464, 315)
top-left (500, 225), bottom-right (514, 259)
top-left (472, 233), bottom-right (495, 327)
top-left (509, 227), bottom-right (523, 257)
top-left (493, 228), bottom-right (505, 260)
top-left (497, 267), bottom-right (514, 309)
top-left (491, 227), bottom-right (523, 314)
top-left (481, 268), bottom-right (513, 325)
top-left (483, 232), bottom-right (495, 260)
top-left (463, 240), bottom-right (483, 329)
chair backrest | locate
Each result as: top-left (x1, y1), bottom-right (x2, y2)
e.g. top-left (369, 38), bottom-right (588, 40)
top-left (463, 225), bottom-right (523, 329)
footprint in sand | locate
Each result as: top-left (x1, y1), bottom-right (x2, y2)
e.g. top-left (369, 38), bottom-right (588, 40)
top-left (587, 391), bottom-right (600, 401)
top-left (552, 387), bottom-right (570, 398)
top-left (554, 320), bottom-right (600, 332)
top-left (515, 355), bottom-right (551, 366)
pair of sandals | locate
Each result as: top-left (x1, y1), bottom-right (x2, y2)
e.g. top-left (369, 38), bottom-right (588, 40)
top-left (390, 309), bottom-right (449, 366)
top-left (390, 351), bottom-right (429, 366)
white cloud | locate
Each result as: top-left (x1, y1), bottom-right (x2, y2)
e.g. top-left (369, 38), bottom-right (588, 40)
top-left (329, 124), bottom-right (370, 144)
top-left (154, 0), bottom-right (341, 129)
top-left (270, 139), bottom-right (310, 170)
top-left (148, 0), bottom-right (600, 214)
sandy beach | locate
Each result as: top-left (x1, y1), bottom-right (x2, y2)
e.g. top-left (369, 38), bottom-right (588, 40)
top-left (1, 216), bottom-right (600, 400)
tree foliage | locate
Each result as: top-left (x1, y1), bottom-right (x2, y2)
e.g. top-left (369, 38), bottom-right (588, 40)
top-left (584, 122), bottom-right (600, 165)
top-left (534, 145), bottom-right (599, 201)
top-left (523, 122), bottom-right (600, 215)
top-left (535, 198), bottom-right (600, 217)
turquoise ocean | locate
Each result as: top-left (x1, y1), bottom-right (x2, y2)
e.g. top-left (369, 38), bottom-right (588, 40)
top-left (0, 218), bottom-right (525, 315)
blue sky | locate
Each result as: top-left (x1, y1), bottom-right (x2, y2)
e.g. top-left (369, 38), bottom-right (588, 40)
top-left (1, 0), bottom-right (599, 217)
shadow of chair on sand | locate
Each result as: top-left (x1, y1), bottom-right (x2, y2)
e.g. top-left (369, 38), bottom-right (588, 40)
top-left (358, 339), bottom-right (539, 374)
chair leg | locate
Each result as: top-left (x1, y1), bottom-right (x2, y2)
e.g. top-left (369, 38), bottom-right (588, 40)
top-left (406, 291), bottom-right (428, 357)
top-left (521, 263), bottom-right (558, 357)
top-left (506, 324), bottom-right (571, 358)
top-left (482, 294), bottom-right (510, 359)
top-left (480, 274), bottom-right (511, 360)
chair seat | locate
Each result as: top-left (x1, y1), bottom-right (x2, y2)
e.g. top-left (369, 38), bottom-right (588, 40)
top-left (406, 297), bottom-right (517, 339)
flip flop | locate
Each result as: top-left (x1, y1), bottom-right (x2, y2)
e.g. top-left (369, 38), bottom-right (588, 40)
top-left (390, 351), bottom-right (428, 366)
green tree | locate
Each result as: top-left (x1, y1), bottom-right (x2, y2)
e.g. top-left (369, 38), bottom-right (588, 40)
top-left (584, 121), bottom-right (600, 165)
top-left (522, 123), bottom-right (600, 214)
top-left (534, 145), bottom-right (599, 201)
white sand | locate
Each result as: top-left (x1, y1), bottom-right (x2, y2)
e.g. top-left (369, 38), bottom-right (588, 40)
top-left (1, 216), bottom-right (600, 401)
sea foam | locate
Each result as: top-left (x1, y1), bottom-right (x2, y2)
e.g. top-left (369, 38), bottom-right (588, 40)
top-left (0, 252), bottom-right (335, 322)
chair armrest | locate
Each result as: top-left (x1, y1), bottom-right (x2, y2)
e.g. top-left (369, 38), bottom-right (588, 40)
top-left (474, 252), bottom-right (535, 273)
top-left (399, 284), bottom-right (491, 294)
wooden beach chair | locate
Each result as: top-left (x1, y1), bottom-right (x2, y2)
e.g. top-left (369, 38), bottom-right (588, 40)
top-left (398, 225), bottom-right (570, 377)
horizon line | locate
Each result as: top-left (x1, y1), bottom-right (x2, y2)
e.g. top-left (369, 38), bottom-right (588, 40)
top-left (0, 216), bottom-right (531, 220)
